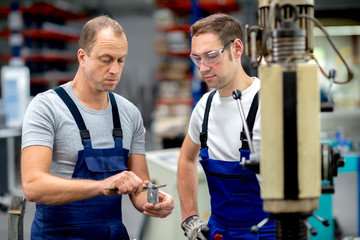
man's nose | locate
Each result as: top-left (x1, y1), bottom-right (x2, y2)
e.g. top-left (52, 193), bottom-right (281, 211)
top-left (109, 62), bottom-right (120, 75)
top-left (199, 61), bottom-right (210, 73)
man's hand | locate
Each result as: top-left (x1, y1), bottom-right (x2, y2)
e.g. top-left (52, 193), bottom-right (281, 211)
top-left (102, 171), bottom-right (144, 196)
top-left (181, 215), bottom-right (209, 240)
top-left (143, 190), bottom-right (174, 218)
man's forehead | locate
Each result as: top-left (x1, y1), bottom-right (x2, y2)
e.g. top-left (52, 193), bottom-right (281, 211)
top-left (191, 34), bottom-right (222, 55)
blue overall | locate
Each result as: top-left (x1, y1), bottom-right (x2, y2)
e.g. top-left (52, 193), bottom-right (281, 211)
top-left (199, 90), bottom-right (275, 240)
top-left (31, 87), bottom-right (130, 240)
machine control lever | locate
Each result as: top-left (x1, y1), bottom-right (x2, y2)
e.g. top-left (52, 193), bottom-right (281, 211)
top-left (232, 89), bottom-right (255, 153)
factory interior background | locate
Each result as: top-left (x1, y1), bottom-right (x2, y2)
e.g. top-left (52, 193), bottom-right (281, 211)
top-left (0, 0), bottom-right (359, 239)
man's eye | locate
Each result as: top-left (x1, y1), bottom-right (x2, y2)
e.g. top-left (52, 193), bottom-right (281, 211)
top-left (101, 58), bottom-right (112, 63)
top-left (206, 53), bottom-right (219, 59)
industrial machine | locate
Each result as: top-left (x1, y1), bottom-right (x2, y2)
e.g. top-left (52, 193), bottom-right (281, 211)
top-left (238, 0), bottom-right (353, 239)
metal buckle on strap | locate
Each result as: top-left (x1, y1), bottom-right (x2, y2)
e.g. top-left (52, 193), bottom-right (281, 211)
top-left (240, 131), bottom-right (253, 140)
top-left (113, 128), bottom-right (123, 138)
top-left (80, 130), bottom-right (90, 141)
top-left (200, 132), bottom-right (207, 149)
top-left (240, 131), bottom-right (253, 150)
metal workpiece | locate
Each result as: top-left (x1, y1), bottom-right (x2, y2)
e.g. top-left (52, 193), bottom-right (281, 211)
top-left (146, 184), bottom-right (167, 204)
top-left (104, 183), bottom-right (166, 204)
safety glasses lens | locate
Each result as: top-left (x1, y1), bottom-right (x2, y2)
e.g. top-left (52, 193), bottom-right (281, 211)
top-left (204, 51), bottom-right (221, 65)
top-left (190, 51), bottom-right (221, 67)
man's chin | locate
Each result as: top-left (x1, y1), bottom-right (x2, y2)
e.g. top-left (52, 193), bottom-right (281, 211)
top-left (205, 81), bottom-right (217, 89)
top-left (103, 83), bottom-right (118, 92)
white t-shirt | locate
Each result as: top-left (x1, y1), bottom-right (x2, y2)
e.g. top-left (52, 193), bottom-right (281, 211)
top-left (188, 77), bottom-right (261, 162)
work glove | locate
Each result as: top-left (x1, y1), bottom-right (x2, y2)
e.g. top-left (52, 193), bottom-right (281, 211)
top-left (181, 215), bottom-right (209, 240)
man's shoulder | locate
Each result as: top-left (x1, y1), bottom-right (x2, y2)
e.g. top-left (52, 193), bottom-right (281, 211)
top-left (198, 90), bottom-right (217, 105)
top-left (111, 92), bottom-right (141, 115)
top-left (111, 92), bottom-right (135, 107)
top-left (30, 88), bottom-right (60, 107)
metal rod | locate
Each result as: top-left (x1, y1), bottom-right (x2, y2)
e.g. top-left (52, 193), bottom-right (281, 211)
top-left (232, 89), bottom-right (255, 153)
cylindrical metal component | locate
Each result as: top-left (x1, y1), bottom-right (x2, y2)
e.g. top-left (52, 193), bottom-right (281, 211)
top-left (258, 0), bottom-right (314, 62)
top-left (259, 63), bottom-right (321, 214)
top-left (272, 28), bottom-right (306, 63)
top-left (275, 214), bottom-right (309, 240)
top-left (250, 30), bottom-right (258, 65)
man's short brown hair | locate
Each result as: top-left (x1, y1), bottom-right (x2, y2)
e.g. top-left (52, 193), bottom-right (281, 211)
top-left (79, 15), bottom-right (126, 55)
top-left (190, 13), bottom-right (243, 45)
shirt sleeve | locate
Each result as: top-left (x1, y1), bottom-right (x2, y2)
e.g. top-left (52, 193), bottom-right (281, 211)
top-left (129, 105), bottom-right (146, 155)
top-left (21, 93), bottom-right (56, 150)
top-left (188, 93), bottom-right (208, 146)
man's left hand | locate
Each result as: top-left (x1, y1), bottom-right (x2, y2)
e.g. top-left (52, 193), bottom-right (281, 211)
top-left (143, 190), bottom-right (174, 218)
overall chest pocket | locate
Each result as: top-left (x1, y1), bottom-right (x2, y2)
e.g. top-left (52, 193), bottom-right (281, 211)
top-left (82, 149), bottom-right (128, 180)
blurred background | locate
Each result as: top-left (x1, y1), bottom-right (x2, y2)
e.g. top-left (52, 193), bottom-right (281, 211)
top-left (0, 0), bottom-right (359, 239)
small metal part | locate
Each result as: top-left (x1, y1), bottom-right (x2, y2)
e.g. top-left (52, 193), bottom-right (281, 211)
top-left (147, 184), bottom-right (159, 204)
top-left (104, 184), bottom-right (167, 191)
top-left (144, 184), bottom-right (166, 190)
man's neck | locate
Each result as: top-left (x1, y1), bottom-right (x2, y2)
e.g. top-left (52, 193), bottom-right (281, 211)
top-left (218, 74), bottom-right (254, 98)
top-left (71, 79), bottom-right (109, 111)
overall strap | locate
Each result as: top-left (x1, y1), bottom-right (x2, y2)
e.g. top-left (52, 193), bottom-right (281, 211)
top-left (200, 90), bottom-right (217, 149)
top-left (108, 92), bottom-right (123, 139)
top-left (240, 91), bottom-right (259, 150)
top-left (53, 86), bottom-right (90, 142)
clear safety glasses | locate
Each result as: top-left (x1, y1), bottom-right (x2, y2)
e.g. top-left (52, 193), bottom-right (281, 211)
top-left (190, 39), bottom-right (235, 67)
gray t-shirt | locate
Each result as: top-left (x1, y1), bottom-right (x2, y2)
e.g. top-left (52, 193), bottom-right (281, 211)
top-left (22, 82), bottom-right (146, 179)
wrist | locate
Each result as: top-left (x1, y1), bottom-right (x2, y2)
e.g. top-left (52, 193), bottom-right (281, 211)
top-left (182, 215), bottom-right (199, 225)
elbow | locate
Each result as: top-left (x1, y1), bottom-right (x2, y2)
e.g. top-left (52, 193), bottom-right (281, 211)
top-left (22, 181), bottom-right (37, 202)
top-left (22, 177), bottom-right (46, 203)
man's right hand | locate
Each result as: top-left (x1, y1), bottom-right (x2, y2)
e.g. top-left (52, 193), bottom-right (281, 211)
top-left (102, 170), bottom-right (145, 196)
top-left (181, 215), bottom-right (209, 240)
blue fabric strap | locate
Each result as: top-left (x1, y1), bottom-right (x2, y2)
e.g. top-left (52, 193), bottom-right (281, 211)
top-left (108, 92), bottom-right (123, 139)
top-left (200, 90), bottom-right (217, 149)
top-left (53, 86), bottom-right (90, 142)
top-left (240, 91), bottom-right (259, 150)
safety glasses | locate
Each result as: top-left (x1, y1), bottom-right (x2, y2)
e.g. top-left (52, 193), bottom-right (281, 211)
top-left (190, 39), bottom-right (235, 67)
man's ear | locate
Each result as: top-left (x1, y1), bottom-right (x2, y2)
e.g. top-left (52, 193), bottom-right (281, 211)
top-left (233, 38), bottom-right (244, 58)
top-left (78, 48), bottom-right (86, 67)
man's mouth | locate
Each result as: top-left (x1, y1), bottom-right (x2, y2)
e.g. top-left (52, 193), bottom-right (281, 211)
top-left (203, 75), bottom-right (215, 81)
top-left (105, 78), bottom-right (118, 82)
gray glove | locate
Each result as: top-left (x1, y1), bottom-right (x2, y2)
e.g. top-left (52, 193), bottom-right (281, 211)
top-left (181, 215), bottom-right (209, 240)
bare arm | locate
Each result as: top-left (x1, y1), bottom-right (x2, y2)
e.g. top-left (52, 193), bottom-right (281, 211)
top-left (177, 133), bottom-right (201, 222)
top-left (21, 145), bottom-right (144, 205)
top-left (128, 153), bottom-right (174, 218)
top-left (127, 153), bottom-right (150, 212)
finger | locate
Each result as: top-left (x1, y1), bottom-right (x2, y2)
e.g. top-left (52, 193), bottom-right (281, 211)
top-left (133, 183), bottom-right (144, 196)
top-left (143, 200), bottom-right (173, 218)
top-left (158, 190), bottom-right (174, 207)
top-left (196, 232), bottom-right (208, 240)
top-left (119, 171), bottom-right (142, 194)
top-left (143, 207), bottom-right (173, 218)
top-left (143, 179), bottom-right (151, 186)
top-left (141, 180), bottom-right (151, 192)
